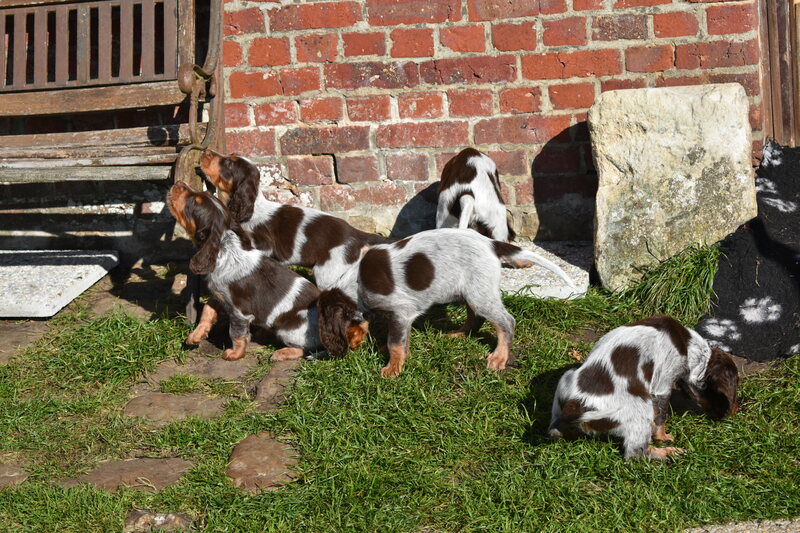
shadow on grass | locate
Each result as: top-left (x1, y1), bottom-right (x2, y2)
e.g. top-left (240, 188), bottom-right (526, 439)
top-left (521, 363), bottom-right (580, 447)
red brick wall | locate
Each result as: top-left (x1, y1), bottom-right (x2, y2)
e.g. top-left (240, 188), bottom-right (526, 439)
top-left (223, 0), bottom-right (763, 239)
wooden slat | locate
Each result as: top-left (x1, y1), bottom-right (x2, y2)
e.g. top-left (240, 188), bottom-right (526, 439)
top-left (33, 7), bottom-right (46, 86)
top-left (75, 3), bottom-right (89, 83)
top-left (162, 0), bottom-right (177, 77)
top-left (0, 80), bottom-right (186, 116)
top-left (54, 4), bottom-right (68, 84)
top-left (12, 10), bottom-right (26, 89)
top-left (0, 123), bottom-right (204, 150)
top-left (141, 0), bottom-right (154, 78)
top-left (0, 14), bottom-right (6, 88)
top-left (0, 145), bottom-right (178, 160)
top-left (0, 166), bottom-right (172, 182)
top-left (0, 0), bottom-right (87, 8)
top-left (97, 2), bottom-right (111, 82)
top-left (177, 0), bottom-right (192, 68)
top-left (0, 152), bottom-right (178, 168)
top-left (119, 0), bottom-right (132, 82)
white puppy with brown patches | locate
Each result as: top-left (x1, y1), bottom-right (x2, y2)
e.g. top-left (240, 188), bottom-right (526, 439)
top-left (436, 148), bottom-right (515, 242)
top-left (549, 316), bottom-right (739, 460)
top-left (322, 228), bottom-right (576, 377)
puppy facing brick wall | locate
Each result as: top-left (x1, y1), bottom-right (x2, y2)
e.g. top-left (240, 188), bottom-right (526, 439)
top-left (436, 148), bottom-right (515, 242)
top-left (167, 180), bottom-right (367, 361)
top-left (549, 315), bottom-right (739, 460)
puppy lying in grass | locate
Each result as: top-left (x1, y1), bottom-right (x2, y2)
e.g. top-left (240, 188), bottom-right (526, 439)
top-left (549, 315), bottom-right (739, 460)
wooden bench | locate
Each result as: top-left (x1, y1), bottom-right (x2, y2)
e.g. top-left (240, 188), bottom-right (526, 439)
top-left (0, 0), bottom-right (224, 186)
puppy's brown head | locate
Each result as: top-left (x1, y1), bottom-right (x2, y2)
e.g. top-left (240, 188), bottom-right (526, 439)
top-left (199, 149), bottom-right (260, 223)
top-left (696, 347), bottom-right (740, 419)
top-left (316, 288), bottom-right (368, 358)
top-left (167, 181), bottom-right (231, 275)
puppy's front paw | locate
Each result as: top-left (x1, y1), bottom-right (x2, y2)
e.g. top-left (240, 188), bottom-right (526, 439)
top-left (222, 348), bottom-right (246, 361)
top-left (185, 328), bottom-right (208, 345)
top-left (486, 351), bottom-right (508, 370)
top-left (271, 347), bottom-right (304, 361)
top-left (380, 364), bottom-right (401, 378)
top-left (648, 446), bottom-right (685, 460)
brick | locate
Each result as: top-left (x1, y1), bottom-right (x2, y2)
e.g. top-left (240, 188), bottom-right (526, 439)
top-left (254, 100), bottom-right (299, 125)
top-left (398, 92), bottom-right (445, 119)
top-left (522, 49), bottom-right (622, 79)
top-left (227, 129), bottom-right (276, 156)
top-left (286, 155), bottom-right (335, 185)
top-left (229, 71), bottom-right (281, 98)
top-left (347, 95), bottom-right (392, 121)
top-left (514, 180), bottom-right (533, 204)
top-left (249, 37), bottom-right (291, 66)
top-left (281, 125), bottom-right (371, 154)
top-left (675, 39), bottom-right (759, 69)
top-left (325, 62), bottom-right (419, 90)
top-left (539, 0), bottom-right (568, 14)
top-left (499, 87), bottom-right (541, 114)
top-left (492, 23), bottom-right (536, 52)
top-left (474, 115), bottom-right (572, 145)
top-left (279, 67), bottom-right (321, 95)
top-left (534, 174), bottom-right (598, 202)
top-left (223, 40), bottom-right (243, 67)
top-left (367, 0), bottom-right (461, 25)
top-left (543, 17), bottom-right (586, 46)
top-left (391, 28), bottom-right (434, 58)
top-left (548, 82), bottom-right (595, 110)
top-left (352, 182), bottom-right (408, 206)
top-left (420, 55), bottom-right (516, 85)
top-left (707, 4), bottom-right (758, 35)
top-left (468, 0), bottom-right (538, 21)
top-left (224, 8), bottom-right (265, 36)
top-left (300, 96), bottom-right (344, 121)
top-left (488, 150), bottom-right (528, 175)
top-left (707, 71), bottom-right (760, 96)
top-left (601, 78), bottom-right (647, 92)
top-left (592, 15), bottom-right (646, 41)
top-left (448, 89), bottom-right (494, 117)
top-left (320, 185), bottom-right (356, 211)
top-left (225, 103), bottom-right (251, 128)
top-left (614, 0), bottom-right (669, 7)
top-left (435, 151), bottom-right (461, 175)
top-left (386, 152), bottom-right (430, 181)
top-left (343, 32), bottom-right (386, 56)
top-left (295, 33), bottom-right (338, 63)
top-left (336, 155), bottom-right (380, 183)
top-left (268, 2), bottom-right (361, 31)
top-left (377, 121), bottom-right (469, 148)
top-left (654, 75), bottom-right (702, 88)
top-left (625, 45), bottom-right (674, 73)
top-left (653, 12), bottom-right (698, 38)
top-left (573, 0), bottom-right (603, 10)
top-left (749, 102), bottom-right (763, 131)
top-left (440, 25), bottom-right (485, 53)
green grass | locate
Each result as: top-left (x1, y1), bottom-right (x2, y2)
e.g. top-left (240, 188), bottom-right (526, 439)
top-left (0, 253), bottom-right (798, 532)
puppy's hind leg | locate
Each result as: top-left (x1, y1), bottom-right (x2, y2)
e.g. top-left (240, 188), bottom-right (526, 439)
top-left (222, 315), bottom-right (252, 361)
top-left (484, 308), bottom-right (515, 371)
top-left (447, 306), bottom-right (485, 338)
top-left (652, 394), bottom-right (674, 442)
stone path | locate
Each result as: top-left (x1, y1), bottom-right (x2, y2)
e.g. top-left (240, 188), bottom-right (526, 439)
top-left (0, 464), bottom-right (29, 488)
top-left (59, 458), bottom-right (194, 492)
top-left (124, 392), bottom-right (227, 428)
top-left (123, 510), bottom-right (194, 533)
top-left (227, 432), bottom-right (299, 493)
top-left (0, 319), bottom-right (49, 365)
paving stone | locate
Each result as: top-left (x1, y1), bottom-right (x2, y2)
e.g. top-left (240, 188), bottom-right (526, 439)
top-left (0, 320), bottom-right (49, 365)
top-left (124, 393), bottom-right (226, 427)
top-left (132, 355), bottom-right (259, 395)
top-left (0, 463), bottom-right (29, 488)
top-left (685, 518), bottom-right (800, 533)
top-left (60, 458), bottom-right (193, 492)
top-left (226, 432), bottom-right (298, 493)
top-left (254, 359), bottom-right (302, 413)
top-left (123, 509), bottom-right (194, 532)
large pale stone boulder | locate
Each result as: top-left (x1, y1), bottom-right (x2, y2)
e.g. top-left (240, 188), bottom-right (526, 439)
top-left (590, 83), bottom-right (757, 291)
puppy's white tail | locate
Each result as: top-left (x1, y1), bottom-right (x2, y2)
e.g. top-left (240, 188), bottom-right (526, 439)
top-left (493, 241), bottom-right (576, 289)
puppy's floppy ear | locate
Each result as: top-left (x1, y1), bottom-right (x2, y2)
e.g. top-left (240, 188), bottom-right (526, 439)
top-left (227, 158), bottom-right (260, 223)
top-left (317, 288), bottom-right (359, 358)
top-left (188, 204), bottom-right (227, 275)
top-left (701, 348), bottom-right (740, 419)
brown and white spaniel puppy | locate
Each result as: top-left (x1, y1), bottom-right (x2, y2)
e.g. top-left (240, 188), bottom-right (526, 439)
top-left (198, 149), bottom-right (393, 289)
top-left (324, 228), bottom-right (576, 377)
top-left (167, 181), bottom-right (367, 361)
top-left (549, 315), bottom-right (739, 460)
top-left (436, 148), bottom-right (515, 242)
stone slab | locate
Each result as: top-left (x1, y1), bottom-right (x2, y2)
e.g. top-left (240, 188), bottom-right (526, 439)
top-left (500, 241), bottom-right (591, 299)
top-left (60, 458), bottom-right (193, 492)
top-left (0, 250), bottom-right (119, 317)
top-left (124, 392), bottom-right (226, 428)
top-left (132, 355), bottom-right (259, 395)
top-left (0, 463), bottom-right (29, 488)
top-left (254, 359), bottom-right (302, 413)
top-left (590, 83), bottom-right (757, 291)
top-left (227, 432), bottom-right (298, 493)
top-left (0, 320), bottom-right (49, 364)
top-left (123, 510), bottom-right (194, 532)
